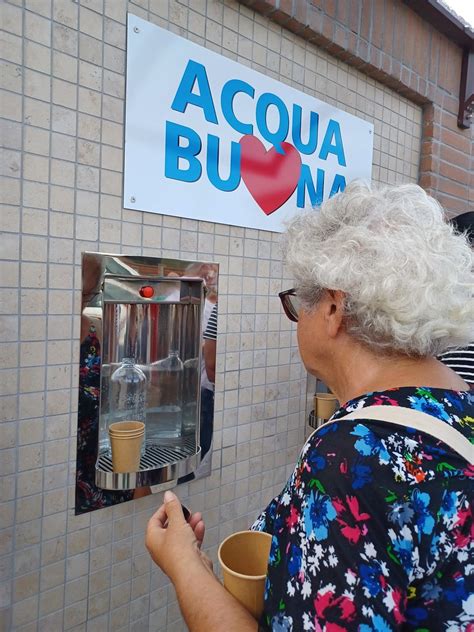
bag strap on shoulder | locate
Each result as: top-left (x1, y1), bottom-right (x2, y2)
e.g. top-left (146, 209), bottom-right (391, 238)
top-left (324, 405), bottom-right (473, 464)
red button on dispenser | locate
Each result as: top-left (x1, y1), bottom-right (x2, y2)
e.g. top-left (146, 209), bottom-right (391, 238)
top-left (139, 286), bottom-right (154, 298)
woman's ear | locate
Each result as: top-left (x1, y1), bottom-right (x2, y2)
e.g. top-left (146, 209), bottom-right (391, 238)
top-left (325, 290), bottom-right (345, 338)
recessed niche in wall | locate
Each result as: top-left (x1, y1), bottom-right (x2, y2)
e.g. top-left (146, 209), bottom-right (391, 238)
top-left (75, 252), bottom-right (219, 515)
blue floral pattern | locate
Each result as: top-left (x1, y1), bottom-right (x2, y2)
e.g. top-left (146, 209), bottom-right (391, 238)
top-left (252, 387), bottom-right (473, 631)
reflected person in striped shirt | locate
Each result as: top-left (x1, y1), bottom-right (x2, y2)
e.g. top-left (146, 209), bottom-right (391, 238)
top-left (438, 211), bottom-right (474, 386)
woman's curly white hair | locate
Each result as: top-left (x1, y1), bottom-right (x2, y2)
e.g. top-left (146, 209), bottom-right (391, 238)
top-left (282, 181), bottom-right (473, 356)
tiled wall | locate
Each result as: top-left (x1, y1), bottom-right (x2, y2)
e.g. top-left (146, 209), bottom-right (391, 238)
top-left (0, 0), bottom-right (422, 630)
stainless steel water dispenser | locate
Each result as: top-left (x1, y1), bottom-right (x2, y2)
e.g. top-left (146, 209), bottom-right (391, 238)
top-left (76, 252), bottom-right (216, 508)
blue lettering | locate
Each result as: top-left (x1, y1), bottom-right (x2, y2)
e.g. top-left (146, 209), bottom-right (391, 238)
top-left (164, 121), bottom-right (202, 183)
top-left (319, 119), bottom-right (346, 166)
top-left (221, 79), bottom-right (254, 135)
top-left (292, 105), bottom-right (319, 155)
top-left (296, 164), bottom-right (325, 208)
top-left (329, 174), bottom-right (346, 197)
top-left (171, 60), bottom-right (218, 124)
top-left (256, 92), bottom-right (289, 153)
top-left (207, 135), bottom-right (241, 192)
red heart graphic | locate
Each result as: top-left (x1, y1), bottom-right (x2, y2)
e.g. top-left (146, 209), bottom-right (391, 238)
top-left (239, 135), bottom-right (302, 215)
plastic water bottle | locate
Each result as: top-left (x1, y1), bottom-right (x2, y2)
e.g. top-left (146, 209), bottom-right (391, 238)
top-left (107, 357), bottom-right (147, 453)
top-left (147, 350), bottom-right (184, 441)
top-left (182, 356), bottom-right (200, 436)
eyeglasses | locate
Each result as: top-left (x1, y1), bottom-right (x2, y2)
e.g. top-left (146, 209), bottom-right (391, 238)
top-left (278, 288), bottom-right (301, 322)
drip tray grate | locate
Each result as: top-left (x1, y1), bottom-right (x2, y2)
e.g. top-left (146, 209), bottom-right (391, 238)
top-left (95, 437), bottom-right (200, 491)
top-left (97, 438), bottom-right (197, 473)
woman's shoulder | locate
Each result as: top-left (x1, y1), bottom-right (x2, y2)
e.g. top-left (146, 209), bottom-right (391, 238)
top-left (301, 387), bottom-right (473, 486)
top-left (329, 386), bottom-right (473, 440)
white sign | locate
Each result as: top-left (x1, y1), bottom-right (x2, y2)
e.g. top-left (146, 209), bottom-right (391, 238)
top-left (124, 15), bottom-right (374, 232)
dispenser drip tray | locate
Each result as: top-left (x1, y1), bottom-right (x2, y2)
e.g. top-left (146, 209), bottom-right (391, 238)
top-left (95, 437), bottom-right (201, 491)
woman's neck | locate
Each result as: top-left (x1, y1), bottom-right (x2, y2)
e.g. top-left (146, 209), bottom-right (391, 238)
top-left (323, 345), bottom-right (468, 404)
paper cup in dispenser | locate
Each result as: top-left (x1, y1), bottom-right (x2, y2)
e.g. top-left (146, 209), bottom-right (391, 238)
top-left (314, 392), bottom-right (338, 422)
top-left (108, 421), bottom-right (145, 473)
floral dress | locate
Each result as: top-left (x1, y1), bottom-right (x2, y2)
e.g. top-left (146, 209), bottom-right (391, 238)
top-left (251, 387), bottom-right (473, 631)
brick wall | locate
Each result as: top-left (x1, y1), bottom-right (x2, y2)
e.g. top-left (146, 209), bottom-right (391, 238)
top-left (238, 0), bottom-right (474, 216)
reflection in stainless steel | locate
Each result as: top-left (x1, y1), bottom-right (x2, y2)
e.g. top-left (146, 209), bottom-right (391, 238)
top-left (308, 410), bottom-right (327, 430)
top-left (100, 276), bottom-right (203, 449)
top-left (76, 252), bottom-right (218, 515)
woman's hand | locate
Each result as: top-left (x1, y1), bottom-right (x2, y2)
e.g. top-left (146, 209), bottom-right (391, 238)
top-left (145, 491), bottom-right (213, 581)
top-left (146, 491), bottom-right (258, 632)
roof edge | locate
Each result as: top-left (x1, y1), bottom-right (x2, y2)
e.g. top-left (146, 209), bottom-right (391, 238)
top-left (402, 0), bottom-right (474, 51)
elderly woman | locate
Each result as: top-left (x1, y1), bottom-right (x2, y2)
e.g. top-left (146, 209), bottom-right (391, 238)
top-left (146, 183), bottom-right (473, 631)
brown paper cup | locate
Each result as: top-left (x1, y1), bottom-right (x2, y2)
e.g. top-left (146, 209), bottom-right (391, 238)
top-left (218, 530), bottom-right (272, 620)
top-left (109, 421), bottom-right (145, 435)
top-left (109, 422), bottom-right (144, 472)
top-left (314, 393), bottom-right (338, 420)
